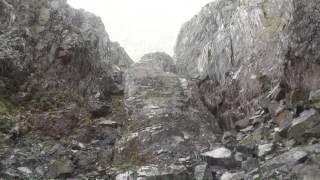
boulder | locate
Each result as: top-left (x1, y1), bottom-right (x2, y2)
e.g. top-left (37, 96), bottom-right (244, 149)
top-left (220, 172), bottom-right (245, 180)
top-left (201, 147), bottom-right (239, 169)
top-left (140, 52), bottom-right (176, 73)
top-left (309, 89), bottom-right (320, 110)
top-left (194, 163), bottom-right (212, 180)
top-left (97, 118), bottom-right (120, 128)
top-left (292, 164), bottom-right (320, 180)
top-left (272, 110), bottom-right (293, 125)
top-left (17, 167), bottom-right (32, 175)
top-left (258, 143), bottom-right (275, 157)
top-left (241, 157), bottom-right (259, 172)
top-left (47, 159), bottom-right (74, 178)
top-left (255, 144), bottom-right (320, 178)
top-left (287, 109), bottom-right (320, 138)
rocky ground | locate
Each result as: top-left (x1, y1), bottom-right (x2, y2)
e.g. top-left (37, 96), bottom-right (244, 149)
top-left (1, 0), bottom-right (320, 179)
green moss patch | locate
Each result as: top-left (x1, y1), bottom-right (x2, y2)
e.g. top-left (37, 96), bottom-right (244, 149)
top-left (262, 16), bottom-right (282, 34)
top-left (0, 100), bottom-right (7, 114)
top-left (114, 138), bottom-right (150, 171)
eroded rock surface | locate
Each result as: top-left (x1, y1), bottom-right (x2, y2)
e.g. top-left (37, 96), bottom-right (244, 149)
top-left (173, 0), bottom-right (320, 179)
top-left (175, 0), bottom-right (320, 130)
top-left (0, 0), bottom-right (132, 178)
top-left (113, 52), bottom-right (220, 178)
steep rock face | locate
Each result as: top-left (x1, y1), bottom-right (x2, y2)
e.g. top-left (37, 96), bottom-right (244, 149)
top-left (0, 0), bottom-right (133, 99)
top-left (114, 52), bottom-right (220, 178)
top-left (173, 0), bottom-right (320, 179)
top-left (175, 0), bottom-right (320, 129)
top-left (109, 41), bottom-right (134, 71)
top-left (0, 0), bottom-right (133, 178)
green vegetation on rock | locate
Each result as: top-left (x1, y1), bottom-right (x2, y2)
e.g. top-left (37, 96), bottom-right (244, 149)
top-left (47, 159), bottom-right (74, 178)
top-left (0, 100), bottom-right (7, 114)
top-left (114, 138), bottom-right (150, 171)
top-left (38, 7), bottom-right (50, 25)
top-left (261, 16), bottom-right (282, 34)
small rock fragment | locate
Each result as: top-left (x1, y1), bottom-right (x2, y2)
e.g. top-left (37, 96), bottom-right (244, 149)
top-left (194, 163), bottom-right (210, 180)
top-left (258, 143), bottom-right (275, 157)
top-left (97, 118), bottom-right (119, 128)
top-left (17, 167), bottom-right (32, 174)
top-left (221, 171), bottom-right (245, 180)
top-left (201, 147), bottom-right (238, 168)
top-left (272, 110), bottom-right (293, 125)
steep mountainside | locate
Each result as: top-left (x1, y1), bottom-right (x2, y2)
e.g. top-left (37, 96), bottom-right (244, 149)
top-left (0, 0), bottom-right (133, 178)
top-left (1, 0), bottom-right (320, 179)
top-left (175, 0), bottom-right (320, 130)
top-left (173, 0), bottom-right (320, 179)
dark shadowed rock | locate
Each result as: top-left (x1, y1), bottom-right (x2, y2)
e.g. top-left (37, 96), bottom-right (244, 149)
top-left (88, 100), bottom-right (112, 118)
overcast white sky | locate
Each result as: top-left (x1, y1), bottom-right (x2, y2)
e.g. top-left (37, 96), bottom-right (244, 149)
top-left (67, 0), bottom-right (212, 61)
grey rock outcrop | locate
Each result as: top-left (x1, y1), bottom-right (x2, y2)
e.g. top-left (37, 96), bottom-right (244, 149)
top-left (175, 0), bottom-right (320, 130)
top-left (0, 0), bottom-right (132, 179)
top-left (173, 0), bottom-right (320, 179)
top-left (0, 0), bottom-right (133, 99)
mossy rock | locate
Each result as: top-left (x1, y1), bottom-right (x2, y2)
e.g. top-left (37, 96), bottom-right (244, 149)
top-left (261, 16), bottom-right (282, 34)
top-left (114, 138), bottom-right (150, 171)
top-left (312, 102), bottom-right (320, 110)
top-left (310, 99), bottom-right (320, 110)
top-left (47, 159), bottom-right (74, 178)
top-left (38, 7), bottom-right (50, 25)
top-left (0, 100), bottom-right (7, 114)
top-left (258, 0), bottom-right (283, 34)
top-left (240, 127), bottom-right (273, 145)
top-left (0, 117), bottom-right (13, 133)
top-left (31, 24), bottom-right (45, 34)
top-left (0, 96), bottom-right (20, 114)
